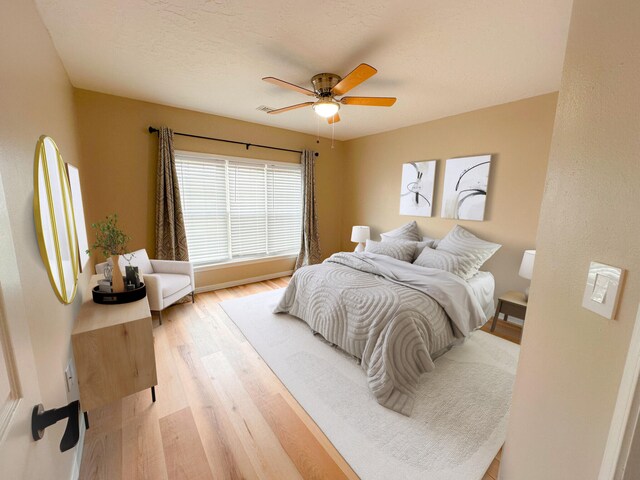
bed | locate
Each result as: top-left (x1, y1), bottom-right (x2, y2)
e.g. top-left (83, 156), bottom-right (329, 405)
top-left (274, 251), bottom-right (493, 416)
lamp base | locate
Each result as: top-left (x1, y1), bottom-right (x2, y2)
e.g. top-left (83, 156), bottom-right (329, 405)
top-left (524, 286), bottom-right (530, 302)
top-left (354, 242), bottom-right (365, 253)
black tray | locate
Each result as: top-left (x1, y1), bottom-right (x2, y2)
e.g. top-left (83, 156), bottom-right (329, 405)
top-left (92, 283), bottom-right (146, 305)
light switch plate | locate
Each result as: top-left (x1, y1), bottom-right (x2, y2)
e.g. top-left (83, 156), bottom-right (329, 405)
top-left (582, 261), bottom-right (625, 320)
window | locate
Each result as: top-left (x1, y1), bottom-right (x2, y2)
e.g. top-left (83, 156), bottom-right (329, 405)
top-left (175, 151), bottom-right (302, 267)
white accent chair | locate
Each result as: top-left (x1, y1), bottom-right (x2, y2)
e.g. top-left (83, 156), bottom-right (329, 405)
top-left (96, 249), bottom-right (195, 324)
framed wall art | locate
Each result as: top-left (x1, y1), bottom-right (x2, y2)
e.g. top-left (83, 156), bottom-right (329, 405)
top-left (399, 160), bottom-right (436, 217)
top-left (441, 155), bottom-right (492, 221)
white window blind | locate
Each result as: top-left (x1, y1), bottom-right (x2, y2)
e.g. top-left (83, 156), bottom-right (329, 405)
top-left (175, 152), bottom-right (302, 266)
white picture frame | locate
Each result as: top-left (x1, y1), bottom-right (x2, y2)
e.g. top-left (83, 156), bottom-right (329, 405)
top-left (441, 154), bottom-right (492, 221)
top-left (399, 160), bottom-right (436, 217)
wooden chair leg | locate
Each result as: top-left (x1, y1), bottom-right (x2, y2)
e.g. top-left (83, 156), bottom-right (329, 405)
top-left (158, 310), bottom-right (163, 325)
top-left (191, 291), bottom-right (195, 303)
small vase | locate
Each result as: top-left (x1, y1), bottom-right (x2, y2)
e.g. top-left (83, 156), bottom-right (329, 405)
top-left (110, 255), bottom-right (125, 293)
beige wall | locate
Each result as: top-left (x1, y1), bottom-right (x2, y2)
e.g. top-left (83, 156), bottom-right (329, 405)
top-left (74, 90), bottom-right (345, 288)
top-left (342, 94), bottom-right (558, 299)
top-left (501, 0), bottom-right (640, 478)
top-left (0, 0), bottom-right (90, 477)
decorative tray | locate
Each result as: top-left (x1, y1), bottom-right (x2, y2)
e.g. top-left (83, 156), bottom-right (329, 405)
top-left (92, 282), bottom-right (146, 305)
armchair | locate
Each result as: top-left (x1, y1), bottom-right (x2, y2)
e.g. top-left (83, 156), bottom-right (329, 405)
top-left (96, 249), bottom-right (194, 324)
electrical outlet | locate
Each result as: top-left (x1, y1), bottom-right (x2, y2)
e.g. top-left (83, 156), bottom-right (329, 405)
top-left (64, 361), bottom-right (76, 392)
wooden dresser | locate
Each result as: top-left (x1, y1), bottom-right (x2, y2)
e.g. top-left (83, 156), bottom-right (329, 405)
top-left (72, 275), bottom-right (157, 425)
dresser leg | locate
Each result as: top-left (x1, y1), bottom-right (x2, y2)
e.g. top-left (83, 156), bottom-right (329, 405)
top-left (83, 411), bottom-right (90, 430)
top-left (151, 386), bottom-right (156, 403)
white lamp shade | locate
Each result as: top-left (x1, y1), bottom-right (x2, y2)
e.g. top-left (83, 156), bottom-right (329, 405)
top-left (312, 99), bottom-right (340, 118)
top-left (519, 250), bottom-right (536, 280)
top-left (351, 226), bottom-right (370, 243)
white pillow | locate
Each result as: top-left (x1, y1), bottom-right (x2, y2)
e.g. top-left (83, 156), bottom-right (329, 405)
top-left (434, 226), bottom-right (501, 279)
top-left (365, 239), bottom-right (416, 263)
top-left (107, 248), bottom-right (154, 274)
top-left (380, 221), bottom-right (421, 242)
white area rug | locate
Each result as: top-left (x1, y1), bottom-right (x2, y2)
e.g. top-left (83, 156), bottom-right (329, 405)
top-left (220, 289), bottom-right (519, 480)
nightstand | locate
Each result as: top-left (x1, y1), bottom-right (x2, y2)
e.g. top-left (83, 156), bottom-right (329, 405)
top-left (72, 275), bottom-right (157, 429)
top-left (490, 290), bottom-right (527, 332)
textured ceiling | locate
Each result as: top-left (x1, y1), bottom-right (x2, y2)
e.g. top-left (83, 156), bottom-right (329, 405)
top-left (35, 0), bottom-right (573, 140)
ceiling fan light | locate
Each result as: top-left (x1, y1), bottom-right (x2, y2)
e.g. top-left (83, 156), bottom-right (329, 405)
top-left (312, 99), bottom-right (340, 118)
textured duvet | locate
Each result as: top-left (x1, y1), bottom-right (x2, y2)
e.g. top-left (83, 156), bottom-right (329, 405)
top-left (274, 252), bottom-right (487, 416)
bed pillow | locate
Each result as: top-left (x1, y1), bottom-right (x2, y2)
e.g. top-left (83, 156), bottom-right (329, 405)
top-left (365, 239), bottom-right (416, 263)
top-left (434, 225), bottom-right (501, 279)
top-left (381, 237), bottom-right (437, 261)
top-left (413, 246), bottom-right (466, 276)
top-left (421, 235), bottom-right (439, 249)
top-left (380, 221), bottom-right (421, 242)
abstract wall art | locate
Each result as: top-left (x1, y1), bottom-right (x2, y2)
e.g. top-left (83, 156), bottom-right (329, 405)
top-left (441, 155), bottom-right (492, 221)
top-left (399, 160), bottom-right (436, 217)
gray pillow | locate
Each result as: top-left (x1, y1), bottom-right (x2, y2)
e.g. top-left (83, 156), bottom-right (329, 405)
top-left (434, 225), bottom-right (501, 279)
top-left (413, 247), bottom-right (466, 277)
top-left (421, 235), bottom-right (440, 249)
top-left (365, 239), bottom-right (416, 263)
top-left (381, 237), bottom-right (437, 261)
top-left (380, 221), bottom-right (421, 242)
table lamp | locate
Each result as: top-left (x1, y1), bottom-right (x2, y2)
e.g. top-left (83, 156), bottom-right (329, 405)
top-left (519, 250), bottom-right (536, 300)
top-left (351, 226), bottom-right (370, 253)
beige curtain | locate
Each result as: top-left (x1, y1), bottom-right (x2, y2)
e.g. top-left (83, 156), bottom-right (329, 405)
top-left (155, 127), bottom-right (189, 261)
top-left (295, 149), bottom-right (321, 270)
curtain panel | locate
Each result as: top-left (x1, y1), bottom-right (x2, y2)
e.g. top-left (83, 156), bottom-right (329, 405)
top-left (155, 126), bottom-right (189, 261)
top-left (295, 149), bottom-right (321, 270)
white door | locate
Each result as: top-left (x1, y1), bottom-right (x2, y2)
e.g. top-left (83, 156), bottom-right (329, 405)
top-left (0, 173), bottom-right (53, 478)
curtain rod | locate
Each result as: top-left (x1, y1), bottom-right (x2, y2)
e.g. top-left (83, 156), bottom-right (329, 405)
top-left (148, 127), bottom-right (318, 157)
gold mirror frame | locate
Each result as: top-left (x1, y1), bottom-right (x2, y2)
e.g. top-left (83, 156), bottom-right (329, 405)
top-left (33, 136), bottom-right (79, 304)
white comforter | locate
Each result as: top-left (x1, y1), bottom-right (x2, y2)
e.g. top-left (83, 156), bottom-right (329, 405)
top-left (274, 252), bottom-right (487, 415)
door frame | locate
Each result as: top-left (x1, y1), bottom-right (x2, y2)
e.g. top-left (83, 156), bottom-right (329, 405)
top-left (599, 302), bottom-right (640, 479)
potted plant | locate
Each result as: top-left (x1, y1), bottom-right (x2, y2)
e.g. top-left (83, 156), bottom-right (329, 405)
top-left (87, 214), bottom-right (130, 293)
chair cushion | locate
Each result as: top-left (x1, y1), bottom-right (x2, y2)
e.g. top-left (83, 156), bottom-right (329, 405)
top-left (122, 249), bottom-right (154, 275)
top-left (157, 273), bottom-right (191, 298)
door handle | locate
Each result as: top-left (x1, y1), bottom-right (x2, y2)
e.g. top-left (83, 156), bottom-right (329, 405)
top-left (31, 400), bottom-right (80, 452)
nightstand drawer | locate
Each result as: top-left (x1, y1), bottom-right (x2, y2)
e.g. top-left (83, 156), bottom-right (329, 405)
top-left (501, 301), bottom-right (526, 319)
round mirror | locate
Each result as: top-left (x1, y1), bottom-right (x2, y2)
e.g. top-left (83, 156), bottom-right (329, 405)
top-left (34, 136), bottom-right (79, 304)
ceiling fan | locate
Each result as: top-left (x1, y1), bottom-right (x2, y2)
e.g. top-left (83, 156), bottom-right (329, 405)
top-left (262, 63), bottom-right (396, 124)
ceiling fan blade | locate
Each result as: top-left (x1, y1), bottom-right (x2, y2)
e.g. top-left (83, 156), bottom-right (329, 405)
top-left (340, 96), bottom-right (397, 107)
top-left (262, 77), bottom-right (316, 97)
top-left (327, 113), bottom-right (341, 124)
top-left (267, 102), bottom-right (315, 114)
top-left (331, 63), bottom-right (377, 96)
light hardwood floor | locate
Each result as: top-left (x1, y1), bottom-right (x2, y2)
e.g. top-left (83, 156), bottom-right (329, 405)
top-left (79, 277), bottom-right (521, 480)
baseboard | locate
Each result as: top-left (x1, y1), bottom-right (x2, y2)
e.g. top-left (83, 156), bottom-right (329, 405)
top-left (194, 270), bottom-right (293, 294)
top-left (70, 414), bottom-right (86, 480)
